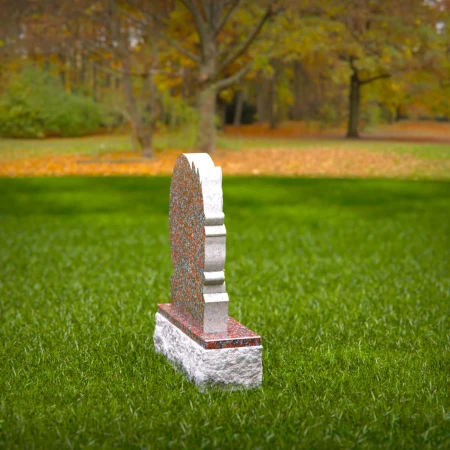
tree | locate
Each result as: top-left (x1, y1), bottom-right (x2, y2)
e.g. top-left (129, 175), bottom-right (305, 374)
top-left (154, 0), bottom-right (275, 154)
top-left (257, 1), bottom-right (344, 129)
top-left (323, 0), bottom-right (442, 138)
top-left (1, 0), bottom-right (447, 146)
top-left (105, 0), bottom-right (157, 158)
top-left (0, 0), bottom-right (163, 157)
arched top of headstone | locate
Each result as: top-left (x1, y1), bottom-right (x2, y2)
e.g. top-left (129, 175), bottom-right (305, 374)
top-left (169, 153), bottom-right (228, 333)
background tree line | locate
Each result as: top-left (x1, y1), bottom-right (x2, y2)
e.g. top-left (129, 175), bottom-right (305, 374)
top-left (0, 0), bottom-right (448, 157)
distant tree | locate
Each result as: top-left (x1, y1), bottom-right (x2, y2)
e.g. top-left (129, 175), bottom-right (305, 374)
top-left (153, 0), bottom-right (275, 154)
top-left (323, 0), bottom-right (443, 138)
top-left (0, 0), bottom-right (162, 157)
top-left (102, 0), bottom-right (158, 158)
top-left (1, 0), bottom-right (447, 147)
top-left (255, 1), bottom-right (345, 129)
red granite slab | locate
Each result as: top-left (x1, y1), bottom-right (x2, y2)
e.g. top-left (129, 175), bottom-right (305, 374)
top-left (158, 303), bottom-right (261, 350)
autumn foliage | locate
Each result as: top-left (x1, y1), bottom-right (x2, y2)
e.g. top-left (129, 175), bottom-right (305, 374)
top-left (0, 0), bottom-right (448, 157)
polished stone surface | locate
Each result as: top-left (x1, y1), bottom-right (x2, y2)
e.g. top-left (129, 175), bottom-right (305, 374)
top-left (158, 303), bottom-right (261, 349)
top-left (169, 153), bottom-right (228, 333)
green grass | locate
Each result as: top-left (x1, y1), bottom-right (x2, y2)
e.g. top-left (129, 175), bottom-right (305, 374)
top-left (0, 177), bottom-right (449, 449)
top-left (1, 132), bottom-right (449, 161)
top-left (0, 134), bottom-right (134, 160)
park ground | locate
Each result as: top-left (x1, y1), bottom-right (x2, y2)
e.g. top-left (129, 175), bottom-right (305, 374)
top-left (0, 121), bottom-right (449, 179)
top-left (0, 122), bottom-right (449, 448)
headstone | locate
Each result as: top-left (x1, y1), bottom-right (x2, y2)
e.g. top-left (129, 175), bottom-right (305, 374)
top-left (154, 153), bottom-right (262, 389)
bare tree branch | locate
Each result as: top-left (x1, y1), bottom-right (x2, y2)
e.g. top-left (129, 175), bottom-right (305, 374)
top-left (142, 9), bottom-right (200, 63)
top-left (343, 20), bottom-right (383, 59)
top-left (348, 55), bottom-right (358, 75)
top-left (158, 31), bottom-right (200, 63)
top-left (200, 0), bottom-right (209, 21)
top-left (214, 0), bottom-right (241, 36)
top-left (215, 61), bottom-right (252, 90)
top-left (360, 73), bottom-right (390, 85)
top-left (93, 59), bottom-right (147, 78)
top-left (179, 0), bottom-right (207, 44)
top-left (217, 4), bottom-right (272, 74)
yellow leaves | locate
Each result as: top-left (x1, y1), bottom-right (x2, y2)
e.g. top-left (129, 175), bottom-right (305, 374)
top-left (277, 82), bottom-right (294, 107)
top-left (390, 82), bottom-right (402, 93)
top-left (380, 53), bottom-right (391, 65)
top-left (1, 142), bottom-right (447, 179)
top-left (155, 74), bottom-right (179, 91)
top-left (252, 55), bottom-right (271, 74)
top-left (168, 7), bottom-right (196, 38)
top-left (219, 88), bottom-right (234, 103)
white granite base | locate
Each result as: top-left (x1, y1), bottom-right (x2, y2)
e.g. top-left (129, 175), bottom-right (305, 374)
top-left (153, 313), bottom-right (263, 389)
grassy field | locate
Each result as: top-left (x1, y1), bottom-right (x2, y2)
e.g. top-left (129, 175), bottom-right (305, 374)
top-left (1, 131), bottom-right (449, 179)
top-left (0, 177), bottom-right (449, 448)
top-left (1, 132), bottom-right (450, 161)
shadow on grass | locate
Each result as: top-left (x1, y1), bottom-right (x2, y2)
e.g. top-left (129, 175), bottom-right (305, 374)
top-left (0, 176), bottom-right (448, 220)
top-left (224, 177), bottom-right (450, 219)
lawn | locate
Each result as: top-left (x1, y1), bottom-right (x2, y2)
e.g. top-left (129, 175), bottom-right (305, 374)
top-left (1, 133), bottom-right (450, 161)
top-left (0, 176), bottom-right (449, 448)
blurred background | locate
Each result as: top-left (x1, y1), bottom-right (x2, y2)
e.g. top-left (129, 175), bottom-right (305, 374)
top-left (0, 0), bottom-right (449, 175)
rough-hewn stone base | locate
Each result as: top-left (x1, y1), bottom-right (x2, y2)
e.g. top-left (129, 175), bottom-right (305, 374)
top-left (153, 313), bottom-right (263, 389)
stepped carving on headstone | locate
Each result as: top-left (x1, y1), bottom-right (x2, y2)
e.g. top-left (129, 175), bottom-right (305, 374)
top-left (154, 153), bottom-right (262, 389)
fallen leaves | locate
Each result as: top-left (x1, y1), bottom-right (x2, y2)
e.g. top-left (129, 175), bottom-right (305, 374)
top-left (0, 147), bottom-right (448, 179)
top-left (216, 148), bottom-right (450, 179)
top-left (225, 121), bottom-right (450, 143)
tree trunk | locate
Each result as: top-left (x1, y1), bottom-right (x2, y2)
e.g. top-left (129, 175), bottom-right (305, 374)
top-left (196, 85), bottom-right (217, 154)
top-left (59, 69), bottom-right (66, 90)
top-left (268, 72), bottom-right (276, 130)
top-left (256, 82), bottom-right (264, 123)
top-left (395, 105), bottom-right (406, 122)
top-left (58, 54), bottom-right (66, 90)
top-left (108, 0), bottom-right (154, 158)
top-left (105, 70), bottom-right (111, 89)
top-left (67, 53), bottom-right (75, 93)
top-left (79, 51), bottom-right (86, 85)
top-left (137, 125), bottom-right (153, 158)
top-left (346, 72), bottom-right (361, 138)
top-left (256, 78), bottom-right (270, 123)
top-left (122, 54), bottom-right (154, 158)
top-left (92, 62), bottom-right (97, 101)
top-left (233, 90), bottom-right (244, 127)
top-left (217, 97), bottom-right (226, 131)
top-left (292, 60), bottom-right (303, 121)
top-left (196, 35), bottom-right (217, 154)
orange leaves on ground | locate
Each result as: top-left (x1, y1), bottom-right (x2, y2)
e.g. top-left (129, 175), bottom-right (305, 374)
top-left (224, 121), bottom-right (450, 143)
top-left (217, 148), bottom-right (449, 178)
top-left (0, 148), bottom-right (448, 179)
